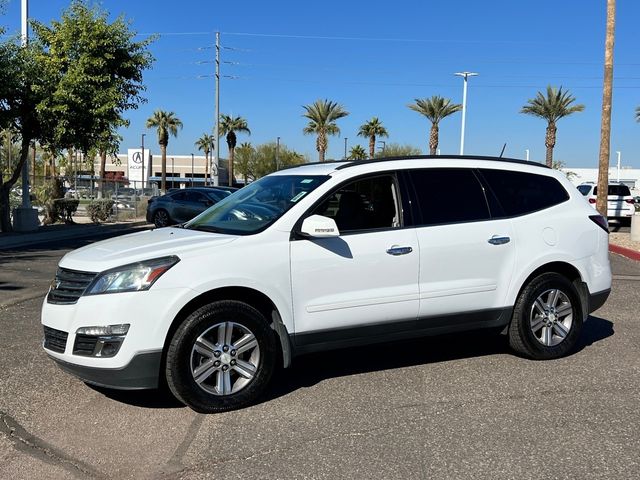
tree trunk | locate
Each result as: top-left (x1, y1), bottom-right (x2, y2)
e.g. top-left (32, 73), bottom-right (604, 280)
top-left (317, 132), bottom-right (327, 162)
top-left (597, 0), bottom-right (616, 217)
top-left (0, 135), bottom-right (31, 232)
top-left (99, 150), bottom-right (107, 197)
top-left (369, 136), bottom-right (376, 159)
top-left (161, 144), bottom-right (167, 193)
top-left (32, 143), bottom-right (36, 188)
top-left (544, 122), bottom-right (557, 167)
top-left (429, 123), bottom-right (439, 155)
top-left (228, 147), bottom-right (235, 187)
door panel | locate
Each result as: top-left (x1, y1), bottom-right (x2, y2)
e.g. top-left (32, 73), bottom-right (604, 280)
top-left (290, 229), bottom-right (420, 334)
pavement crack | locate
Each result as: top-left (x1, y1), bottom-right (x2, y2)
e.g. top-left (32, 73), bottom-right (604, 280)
top-left (0, 411), bottom-right (107, 480)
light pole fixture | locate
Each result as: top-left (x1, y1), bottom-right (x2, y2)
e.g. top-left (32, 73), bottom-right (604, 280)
top-left (454, 71), bottom-right (478, 155)
top-left (191, 153), bottom-right (194, 187)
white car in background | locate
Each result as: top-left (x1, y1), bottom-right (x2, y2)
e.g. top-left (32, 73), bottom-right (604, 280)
top-left (577, 182), bottom-right (635, 220)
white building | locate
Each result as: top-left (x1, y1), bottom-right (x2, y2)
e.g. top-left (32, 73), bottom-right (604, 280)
top-left (563, 167), bottom-right (640, 194)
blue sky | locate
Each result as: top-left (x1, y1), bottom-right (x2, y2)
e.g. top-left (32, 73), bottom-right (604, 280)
top-left (2, 0), bottom-right (639, 167)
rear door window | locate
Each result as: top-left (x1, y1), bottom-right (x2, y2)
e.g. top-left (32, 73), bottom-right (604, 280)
top-left (408, 168), bottom-right (490, 226)
top-left (480, 169), bottom-right (569, 217)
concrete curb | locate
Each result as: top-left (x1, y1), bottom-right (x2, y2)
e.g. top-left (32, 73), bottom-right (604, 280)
top-left (0, 221), bottom-right (150, 250)
top-left (609, 243), bottom-right (640, 262)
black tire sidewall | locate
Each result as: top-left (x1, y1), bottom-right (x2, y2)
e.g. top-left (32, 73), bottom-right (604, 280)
top-left (511, 273), bottom-right (583, 359)
top-left (166, 301), bottom-right (277, 413)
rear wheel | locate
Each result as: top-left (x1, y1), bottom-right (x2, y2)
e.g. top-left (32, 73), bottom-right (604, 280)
top-left (166, 301), bottom-right (277, 413)
top-left (153, 209), bottom-right (170, 228)
top-left (508, 273), bottom-right (583, 359)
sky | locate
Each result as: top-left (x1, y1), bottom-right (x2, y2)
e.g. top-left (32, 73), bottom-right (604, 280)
top-left (1, 0), bottom-right (639, 168)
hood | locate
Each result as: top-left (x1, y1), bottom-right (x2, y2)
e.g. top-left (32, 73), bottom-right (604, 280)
top-left (59, 227), bottom-right (239, 272)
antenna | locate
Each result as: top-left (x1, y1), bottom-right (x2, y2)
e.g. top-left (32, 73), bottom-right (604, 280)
top-left (499, 143), bottom-right (507, 158)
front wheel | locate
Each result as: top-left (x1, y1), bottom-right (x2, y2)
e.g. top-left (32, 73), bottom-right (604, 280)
top-left (508, 273), bottom-right (583, 360)
top-left (165, 301), bottom-right (278, 413)
top-left (153, 209), bottom-right (171, 228)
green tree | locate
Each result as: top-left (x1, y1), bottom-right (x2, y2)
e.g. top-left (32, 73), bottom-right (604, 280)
top-left (234, 142), bottom-right (256, 183)
top-left (195, 133), bottom-right (215, 185)
top-left (32, 0), bottom-right (153, 159)
top-left (302, 99), bottom-right (349, 162)
top-left (252, 142), bottom-right (305, 179)
top-left (348, 145), bottom-right (367, 160)
top-left (520, 86), bottom-right (585, 167)
top-left (146, 110), bottom-right (182, 192)
top-left (408, 96), bottom-right (461, 155)
top-left (219, 115), bottom-right (250, 186)
top-left (374, 143), bottom-right (422, 158)
top-left (357, 117), bottom-right (388, 159)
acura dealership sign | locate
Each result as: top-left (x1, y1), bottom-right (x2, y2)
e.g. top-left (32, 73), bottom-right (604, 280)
top-left (127, 148), bottom-right (150, 185)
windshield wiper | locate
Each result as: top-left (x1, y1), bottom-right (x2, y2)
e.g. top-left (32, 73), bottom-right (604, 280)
top-left (188, 225), bottom-right (225, 234)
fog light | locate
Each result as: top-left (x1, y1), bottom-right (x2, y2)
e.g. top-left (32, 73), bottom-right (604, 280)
top-left (73, 324), bottom-right (130, 358)
top-left (76, 324), bottom-right (130, 336)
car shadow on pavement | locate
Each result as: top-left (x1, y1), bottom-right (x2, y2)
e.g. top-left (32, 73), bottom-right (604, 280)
top-left (83, 316), bottom-right (614, 410)
top-left (265, 315), bottom-right (615, 403)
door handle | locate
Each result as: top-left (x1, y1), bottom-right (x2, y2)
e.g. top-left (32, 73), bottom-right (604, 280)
top-left (488, 235), bottom-right (510, 245)
top-left (386, 246), bottom-right (413, 256)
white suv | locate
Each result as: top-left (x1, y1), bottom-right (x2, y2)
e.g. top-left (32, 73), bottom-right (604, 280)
top-left (577, 182), bottom-right (635, 220)
top-left (42, 156), bottom-right (612, 412)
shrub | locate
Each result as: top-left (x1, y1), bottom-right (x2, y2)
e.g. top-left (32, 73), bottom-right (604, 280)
top-left (86, 199), bottom-right (114, 223)
top-left (52, 198), bottom-right (79, 223)
top-left (33, 178), bottom-right (65, 224)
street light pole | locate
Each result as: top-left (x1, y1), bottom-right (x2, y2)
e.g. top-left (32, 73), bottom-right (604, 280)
top-left (141, 133), bottom-right (145, 192)
top-left (276, 136), bottom-right (280, 171)
top-left (191, 153), bottom-right (194, 187)
top-left (344, 137), bottom-right (348, 159)
top-left (171, 157), bottom-right (174, 189)
top-left (454, 71), bottom-right (478, 155)
top-left (213, 31), bottom-right (220, 186)
top-left (525, 149), bottom-right (530, 161)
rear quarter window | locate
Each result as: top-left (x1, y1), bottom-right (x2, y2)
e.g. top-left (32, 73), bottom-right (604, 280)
top-left (577, 185), bottom-right (592, 196)
top-left (480, 169), bottom-right (569, 217)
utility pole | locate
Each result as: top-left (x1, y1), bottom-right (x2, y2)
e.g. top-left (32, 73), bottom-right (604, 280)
top-left (213, 31), bottom-right (220, 187)
top-left (454, 72), bottom-right (478, 155)
top-left (344, 137), bottom-right (348, 159)
top-left (13, 0), bottom-right (38, 231)
top-left (596, 0), bottom-right (616, 217)
top-left (191, 153), bottom-right (194, 187)
top-left (141, 133), bottom-right (145, 192)
top-left (276, 136), bottom-right (280, 170)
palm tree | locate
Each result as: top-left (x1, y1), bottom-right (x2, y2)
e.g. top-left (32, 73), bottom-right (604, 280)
top-left (635, 106), bottom-right (640, 122)
top-left (408, 96), bottom-right (461, 155)
top-left (195, 133), bottom-right (215, 186)
top-left (348, 145), bottom-right (367, 160)
top-left (521, 86), bottom-right (584, 167)
top-left (219, 115), bottom-right (250, 186)
top-left (302, 99), bottom-right (349, 162)
top-left (145, 110), bottom-right (183, 192)
top-left (357, 117), bottom-right (388, 159)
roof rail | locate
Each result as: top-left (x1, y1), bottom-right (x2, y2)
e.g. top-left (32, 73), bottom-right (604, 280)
top-left (334, 155), bottom-right (549, 170)
top-left (278, 160), bottom-right (350, 171)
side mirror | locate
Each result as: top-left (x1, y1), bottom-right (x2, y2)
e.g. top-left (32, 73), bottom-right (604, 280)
top-left (300, 215), bottom-right (340, 238)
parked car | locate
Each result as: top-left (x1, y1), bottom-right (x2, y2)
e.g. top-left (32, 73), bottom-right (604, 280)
top-left (146, 187), bottom-right (235, 227)
top-left (42, 155), bottom-right (611, 413)
top-left (577, 182), bottom-right (635, 221)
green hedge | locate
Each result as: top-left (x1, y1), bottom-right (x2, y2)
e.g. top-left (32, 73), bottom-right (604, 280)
top-left (86, 199), bottom-right (114, 223)
top-left (52, 198), bottom-right (79, 223)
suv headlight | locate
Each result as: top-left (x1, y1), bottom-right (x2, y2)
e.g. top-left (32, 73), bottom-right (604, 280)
top-left (85, 256), bottom-right (179, 295)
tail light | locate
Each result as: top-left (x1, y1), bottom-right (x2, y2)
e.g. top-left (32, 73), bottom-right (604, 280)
top-left (588, 198), bottom-right (596, 204)
top-left (625, 198), bottom-right (634, 204)
top-left (589, 215), bottom-right (609, 233)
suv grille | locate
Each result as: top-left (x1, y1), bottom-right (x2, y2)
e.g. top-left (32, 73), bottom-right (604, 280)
top-left (47, 267), bottom-right (97, 305)
top-left (43, 326), bottom-right (68, 353)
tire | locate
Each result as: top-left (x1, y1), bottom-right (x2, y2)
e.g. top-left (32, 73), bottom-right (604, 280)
top-left (166, 301), bottom-right (278, 413)
top-left (508, 273), bottom-right (583, 360)
top-left (153, 209), bottom-right (170, 228)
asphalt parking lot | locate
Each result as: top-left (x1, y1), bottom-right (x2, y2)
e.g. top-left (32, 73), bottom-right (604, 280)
top-left (1, 234), bottom-right (639, 479)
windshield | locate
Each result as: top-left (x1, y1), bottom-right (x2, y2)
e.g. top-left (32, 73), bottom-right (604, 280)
top-left (185, 174), bottom-right (329, 235)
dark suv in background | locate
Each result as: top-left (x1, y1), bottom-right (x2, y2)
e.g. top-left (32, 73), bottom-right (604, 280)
top-left (146, 187), bottom-right (236, 227)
